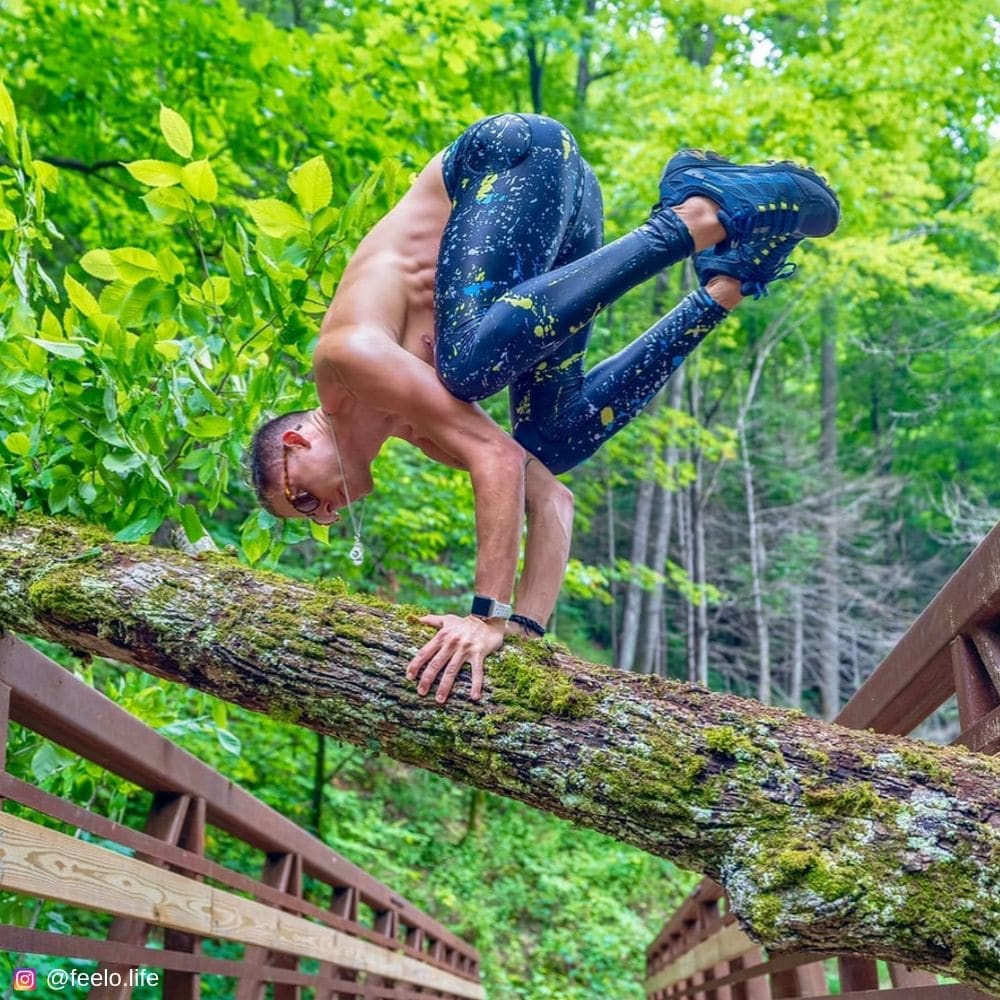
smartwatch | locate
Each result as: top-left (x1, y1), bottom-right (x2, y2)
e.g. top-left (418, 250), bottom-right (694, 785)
top-left (470, 594), bottom-right (513, 621)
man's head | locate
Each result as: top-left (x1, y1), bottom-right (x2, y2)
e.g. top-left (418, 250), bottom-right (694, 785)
top-left (247, 408), bottom-right (372, 523)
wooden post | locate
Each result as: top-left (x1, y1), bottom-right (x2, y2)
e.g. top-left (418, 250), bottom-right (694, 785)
top-left (88, 792), bottom-right (194, 1000)
top-left (953, 635), bottom-right (1000, 732)
top-left (162, 794), bottom-right (205, 1000)
top-left (235, 850), bottom-right (303, 1000)
top-left (769, 961), bottom-right (826, 998)
top-left (836, 956), bottom-right (880, 992)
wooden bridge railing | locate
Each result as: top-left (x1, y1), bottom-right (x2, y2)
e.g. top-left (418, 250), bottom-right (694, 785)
top-left (644, 520), bottom-right (1000, 1000)
top-left (0, 633), bottom-right (484, 999)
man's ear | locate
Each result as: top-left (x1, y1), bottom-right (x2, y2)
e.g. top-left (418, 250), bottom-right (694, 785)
top-left (281, 428), bottom-right (310, 448)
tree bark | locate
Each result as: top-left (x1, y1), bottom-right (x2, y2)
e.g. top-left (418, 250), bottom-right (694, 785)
top-left (1, 515), bottom-right (998, 992)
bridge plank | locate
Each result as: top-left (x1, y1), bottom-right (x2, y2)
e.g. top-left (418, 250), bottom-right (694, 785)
top-left (0, 813), bottom-right (484, 999)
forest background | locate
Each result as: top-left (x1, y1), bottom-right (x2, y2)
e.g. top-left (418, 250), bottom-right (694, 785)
top-left (0, 0), bottom-right (997, 996)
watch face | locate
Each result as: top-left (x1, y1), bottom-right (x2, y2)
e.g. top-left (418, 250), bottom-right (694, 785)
top-left (471, 595), bottom-right (494, 618)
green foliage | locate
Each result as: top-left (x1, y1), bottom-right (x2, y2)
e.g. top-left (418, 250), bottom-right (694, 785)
top-left (1, 0), bottom-right (998, 992)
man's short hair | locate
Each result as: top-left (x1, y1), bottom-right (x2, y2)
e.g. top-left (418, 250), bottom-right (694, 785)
top-left (245, 410), bottom-right (311, 516)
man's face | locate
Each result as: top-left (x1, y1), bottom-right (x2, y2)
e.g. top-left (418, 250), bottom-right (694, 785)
top-left (275, 424), bottom-right (372, 524)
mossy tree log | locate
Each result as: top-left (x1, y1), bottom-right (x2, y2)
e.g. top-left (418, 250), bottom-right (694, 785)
top-left (1, 515), bottom-right (998, 993)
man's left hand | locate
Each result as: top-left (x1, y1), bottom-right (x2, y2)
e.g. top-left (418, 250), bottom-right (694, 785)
top-left (406, 614), bottom-right (506, 703)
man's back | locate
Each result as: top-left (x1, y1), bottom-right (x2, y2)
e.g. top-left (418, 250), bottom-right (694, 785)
top-left (320, 150), bottom-right (451, 366)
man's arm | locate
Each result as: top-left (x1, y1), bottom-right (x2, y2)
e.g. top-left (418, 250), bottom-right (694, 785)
top-left (507, 457), bottom-right (574, 637)
top-left (316, 331), bottom-right (526, 701)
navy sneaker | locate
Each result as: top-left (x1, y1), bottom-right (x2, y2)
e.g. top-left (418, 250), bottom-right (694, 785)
top-left (695, 233), bottom-right (800, 300)
top-left (655, 148), bottom-right (840, 250)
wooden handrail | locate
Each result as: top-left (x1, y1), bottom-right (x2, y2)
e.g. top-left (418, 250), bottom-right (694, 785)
top-left (0, 634), bottom-right (481, 996)
top-left (644, 521), bottom-right (1000, 1000)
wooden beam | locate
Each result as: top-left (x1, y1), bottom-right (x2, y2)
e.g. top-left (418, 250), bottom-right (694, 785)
top-left (0, 812), bottom-right (484, 999)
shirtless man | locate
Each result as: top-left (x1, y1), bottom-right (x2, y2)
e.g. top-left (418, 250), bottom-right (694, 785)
top-left (248, 113), bottom-right (839, 704)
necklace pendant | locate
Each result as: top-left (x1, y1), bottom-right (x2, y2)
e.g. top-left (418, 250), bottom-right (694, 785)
top-left (349, 539), bottom-right (364, 566)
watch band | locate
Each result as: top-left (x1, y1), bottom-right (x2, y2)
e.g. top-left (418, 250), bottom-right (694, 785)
top-left (470, 594), bottom-right (513, 620)
top-left (510, 613), bottom-right (546, 637)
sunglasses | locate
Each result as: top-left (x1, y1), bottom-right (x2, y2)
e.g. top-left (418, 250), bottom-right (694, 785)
top-left (282, 441), bottom-right (321, 514)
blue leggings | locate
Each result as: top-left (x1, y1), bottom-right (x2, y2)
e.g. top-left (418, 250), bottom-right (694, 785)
top-left (435, 113), bottom-right (728, 474)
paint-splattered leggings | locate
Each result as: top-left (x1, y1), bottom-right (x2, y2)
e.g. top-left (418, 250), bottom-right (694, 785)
top-left (435, 113), bottom-right (728, 474)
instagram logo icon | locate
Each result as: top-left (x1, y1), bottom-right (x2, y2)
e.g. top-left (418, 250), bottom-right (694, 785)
top-left (13, 968), bottom-right (36, 991)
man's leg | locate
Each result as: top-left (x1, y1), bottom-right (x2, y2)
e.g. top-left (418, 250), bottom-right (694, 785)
top-left (513, 276), bottom-right (740, 474)
top-left (507, 159), bottom-right (738, 472)
top-left (434, 114), bottom-right (709, 401)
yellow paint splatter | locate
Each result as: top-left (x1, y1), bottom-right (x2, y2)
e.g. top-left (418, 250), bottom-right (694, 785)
top-left (600, 406), bottom-right (614, 426)
top-left (502, 295), bottom-right (535, 309)
top-left (558, 351), bottom-right (584, 370)
top-left (534, 324), bottom-right (544, 336)
top-left (475, 269), bottom-right (486, 281)
top-left (476, 173), bottom-right (499, 200)
top-left (561, 130), bottom-right (572, 160)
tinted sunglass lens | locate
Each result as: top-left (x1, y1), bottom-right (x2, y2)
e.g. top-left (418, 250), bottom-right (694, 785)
top-left (293, 493), bottom-right (321, 514)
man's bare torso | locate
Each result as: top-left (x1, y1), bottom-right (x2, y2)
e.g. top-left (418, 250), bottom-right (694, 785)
top-left (319, 151), bottom-right (452, 368)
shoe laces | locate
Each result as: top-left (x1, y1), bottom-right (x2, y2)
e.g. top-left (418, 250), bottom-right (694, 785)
top-left (723, 199), bottom-right (800, 247)
top-left (742, 261), bottom-right (796, 299)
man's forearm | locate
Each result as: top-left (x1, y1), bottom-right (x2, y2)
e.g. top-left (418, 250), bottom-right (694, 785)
top-left (469, 450), bottom-right (526, 604)
top-left (512, 459), bottom-right (574, 627)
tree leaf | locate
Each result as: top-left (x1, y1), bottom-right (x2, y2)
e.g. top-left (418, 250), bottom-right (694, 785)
top-left (156, 247), bottom-right (185, 282)
top-left (246, 197), bottom-right (307, 238)
top-left (109, 247), bottom-right (162, 284)
top-left (215, 727), bottom-right (241, 756)
top-left (98, 278), bottom-right (160, 327)
top-left (80, 249), bottom-right (119, 281)
top-left (31, 743), bottom-right (68, 783)
top-left (123, 159), bottom-right (183, 187)
top-left (179, 503), bottom-right (207, 543)
top-left (64, 274), bottom-right (100, 318)
top-left (143, 186), bottom-right (191, 224)
top-left (153, 340), bottom-right (181, 360)
top-left (113, 509), bottom-right (166, 541)
top-left (102, 452), bottom-right (144, 475)
top-left (188, 414), bottom-right (231, 439)
top-left (26, 337), bottom-right (85, 359)
top-left (181, 159), bottom-right (218, 202)
top-left (0, 77), bottom-right (17, 134)
top-left (32, 159), bottom-right (59, 191)
top-left (241, 510), bottom-right (273, 565)
top-left (289, 155), bottom-right (333, 214)
top-left (200, 275), bottom-right (230, 306)
top-left (159, 104), bottom-right (193, 159)
top-left (0, 206), bottom-right (16, 230)
top-left (4, 432), bottom-right (30, 456)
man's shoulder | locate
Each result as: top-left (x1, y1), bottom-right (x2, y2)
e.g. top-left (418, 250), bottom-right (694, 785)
top-left (316, 324), bottom-right (402, 374)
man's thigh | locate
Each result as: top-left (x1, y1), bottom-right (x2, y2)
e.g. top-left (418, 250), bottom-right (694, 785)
top-left (508, 161), bottom-right (604, 445)
top-left (434, 113), bottom-right (586, 352)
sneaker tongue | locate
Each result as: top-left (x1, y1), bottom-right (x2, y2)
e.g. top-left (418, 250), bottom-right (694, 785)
top-left (715, 208), bottom-right (736, 251)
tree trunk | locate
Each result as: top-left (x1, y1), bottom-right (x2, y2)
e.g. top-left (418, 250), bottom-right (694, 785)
top-left (619, 470), bottom-right (655, 671)
top-left (526, 35), bottom-right (545, 114)
top-left (819, 304), bottom-right (840, 720)
top-left (790, 585), bottom-right (804, 710)
top-left (1, 515), bottom-right (998, 991)
top-left (641, 368), bottom-right (685, 676)
top-left (741, 417), bottom-right (771, 705)
top-left (689, 361), bottom-right (709, 686)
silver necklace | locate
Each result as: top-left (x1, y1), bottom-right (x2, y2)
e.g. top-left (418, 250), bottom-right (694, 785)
top-left (325, 411), bottom-right (367, 566)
